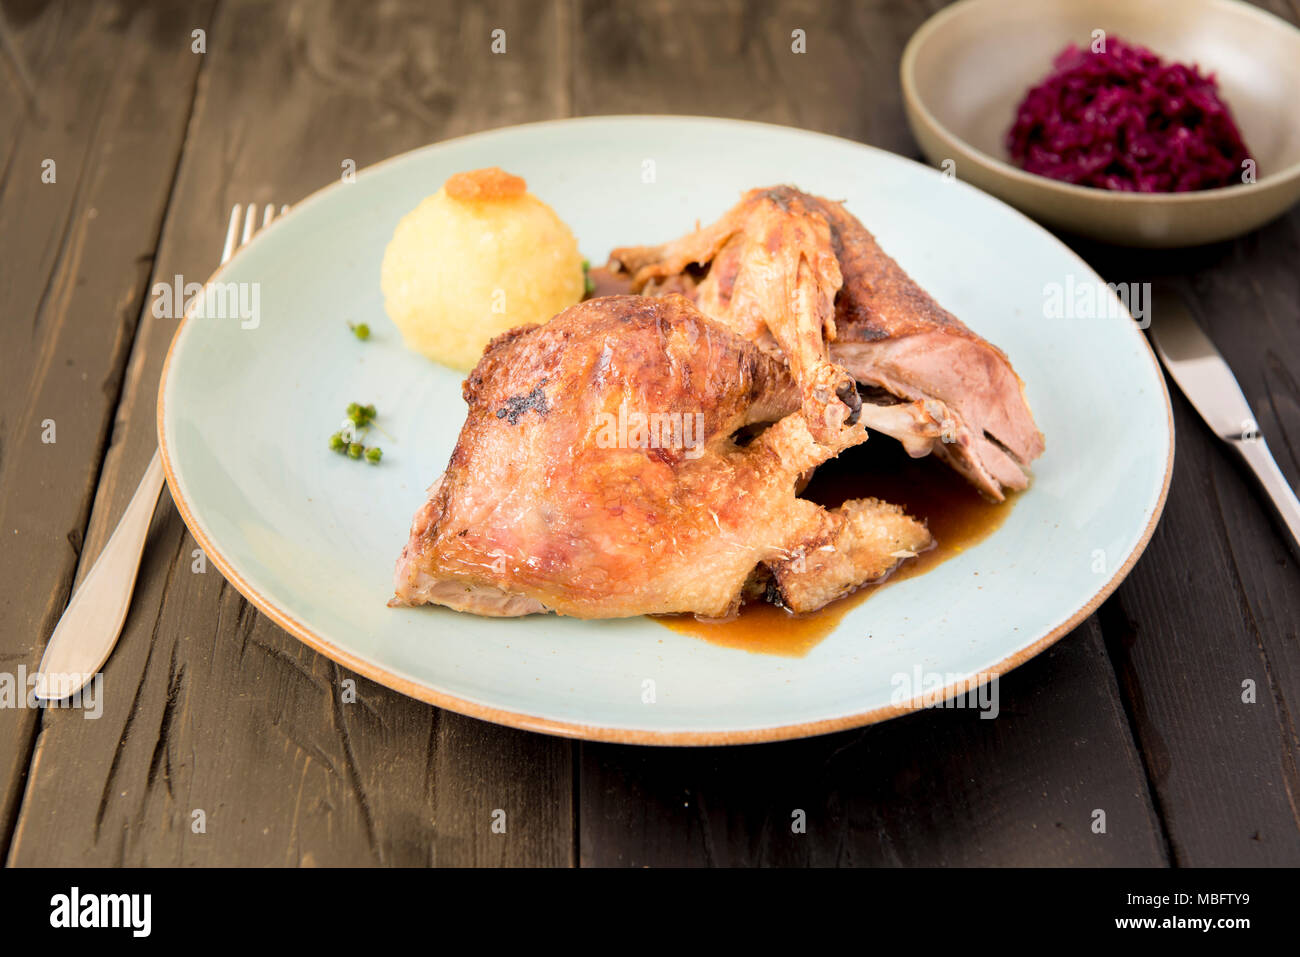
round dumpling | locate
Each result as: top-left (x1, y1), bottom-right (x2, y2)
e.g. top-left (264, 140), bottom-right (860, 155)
top-left (380, 167), bottom-right (584, 370)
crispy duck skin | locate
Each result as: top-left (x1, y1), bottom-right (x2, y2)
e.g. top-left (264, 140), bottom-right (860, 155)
top-left (611, 187), bottom-right (863, 452)
top-left (610, 187), bottom-right (1045, 500)
top-left (815, 196), bottom-right (1044, 500)
top-left (391, 295), bottom-right (931, 618)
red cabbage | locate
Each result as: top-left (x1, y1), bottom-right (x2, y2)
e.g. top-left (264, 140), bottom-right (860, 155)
top-left (1006, 37), bottom-right (1253, 192)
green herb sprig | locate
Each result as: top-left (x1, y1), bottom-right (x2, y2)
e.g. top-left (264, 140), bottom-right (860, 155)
top-left (330, 400), bottom-right (383, 464)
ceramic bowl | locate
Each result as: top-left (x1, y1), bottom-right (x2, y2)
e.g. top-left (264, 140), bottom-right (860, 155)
top-left (901, 0), bottom-right (1300, 246)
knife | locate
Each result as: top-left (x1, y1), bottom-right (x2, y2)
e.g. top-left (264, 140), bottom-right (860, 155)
top-left (1149, 287), bottom-right (1300, 553)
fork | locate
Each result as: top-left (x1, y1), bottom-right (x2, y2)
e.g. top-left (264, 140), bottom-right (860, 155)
top-left (35, 203), bottom-right (288, 701)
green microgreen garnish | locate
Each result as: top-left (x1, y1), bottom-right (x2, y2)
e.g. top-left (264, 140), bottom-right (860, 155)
top-left (348, 321), bottom-right (370, 341)
top-left (346, 402), bottom-right (377, 428)
top-left (330, 402), bottom-right (384, 464)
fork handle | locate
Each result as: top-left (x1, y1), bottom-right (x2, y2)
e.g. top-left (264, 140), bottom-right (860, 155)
top-left (35, 449), bottom-right (165, 700)
top-left (1231, 437), bottom-right (1300, 556)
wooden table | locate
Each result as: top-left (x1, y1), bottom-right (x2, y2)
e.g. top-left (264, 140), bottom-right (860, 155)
top-left (2, 0), bottom-right (1297, 868)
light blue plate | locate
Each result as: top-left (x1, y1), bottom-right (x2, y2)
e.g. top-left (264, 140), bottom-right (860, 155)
top-left (158, 116), bottom-right (1173, 744)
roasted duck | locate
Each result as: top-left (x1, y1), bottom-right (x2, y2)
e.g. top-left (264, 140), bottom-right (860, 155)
top-left (610, 187), bottom-right (864, 452)
top-left (391, 295), bottom-right (931, 618)
top-left (610, 187), bottom-right (1044, 500)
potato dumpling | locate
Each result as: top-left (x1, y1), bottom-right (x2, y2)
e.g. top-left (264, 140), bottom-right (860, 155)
top-left (380, 167), bottom-right (584, 371)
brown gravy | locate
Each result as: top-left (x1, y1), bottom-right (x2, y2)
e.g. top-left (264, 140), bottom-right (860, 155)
top-left (581, 274), bottom-right (1017, 656)
top-left (657, 438), bottom-right (1017, 656)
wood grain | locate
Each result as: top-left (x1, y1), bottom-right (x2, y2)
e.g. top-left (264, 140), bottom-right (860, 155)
top-left (581, 621), bottom-right (1168, 866)
top-left (7, 0), bottom-right (573, 867)
top-left (3, 0), bottom-right (1296, 868)
top-left (0, 0), bottom-right (213, 858)
top-left (571, 0), bottom-right (945, 151)
top-left (1072, 215), bottom-right (1300, 864)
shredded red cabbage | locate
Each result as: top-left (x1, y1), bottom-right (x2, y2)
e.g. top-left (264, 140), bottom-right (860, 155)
top-left (1006, 38), bottom-right (1252, 192)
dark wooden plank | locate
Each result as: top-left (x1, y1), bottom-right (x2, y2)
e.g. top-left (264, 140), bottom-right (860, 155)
top-left (11, 0), bottom-right (1295, 869)
top-left (573, 0), bottom-right (943, 154)
top-left (582, 621), bottom-right (1167, 866)
top-left (8, 0), bottom-right (573, 867)
top-left (1071, 223), bottom-right (1300, 865)
top-left (0, 0), bottom-right (213, 858)
top-left (573, 0), bottom-right (1167, 867)
top-left (1098, 402), bottom-right (1300, 866)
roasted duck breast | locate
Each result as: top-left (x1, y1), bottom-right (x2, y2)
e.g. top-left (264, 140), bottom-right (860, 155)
top-left (392, 295), bottom-right (931, 618)
top-left (610, 187), bottom-right (1044, 500)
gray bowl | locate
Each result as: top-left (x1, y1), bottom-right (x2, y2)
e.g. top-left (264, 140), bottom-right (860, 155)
top-left (901, 0), bottom-right (1300, 246)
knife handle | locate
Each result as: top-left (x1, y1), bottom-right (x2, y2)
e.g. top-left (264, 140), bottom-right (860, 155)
top-left (1230, 437), bottom-right (1300, 554)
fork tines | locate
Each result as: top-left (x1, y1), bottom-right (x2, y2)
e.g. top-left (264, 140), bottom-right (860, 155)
top-left (221, 202), bottom-right (291, 265)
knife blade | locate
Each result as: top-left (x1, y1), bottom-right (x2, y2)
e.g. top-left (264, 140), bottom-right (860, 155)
top-left (1150, 287), bottom-right (1300, 552)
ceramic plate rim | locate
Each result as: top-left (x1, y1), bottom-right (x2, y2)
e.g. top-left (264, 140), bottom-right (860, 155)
top-left (156, 114), bottom-right (1176, 746)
